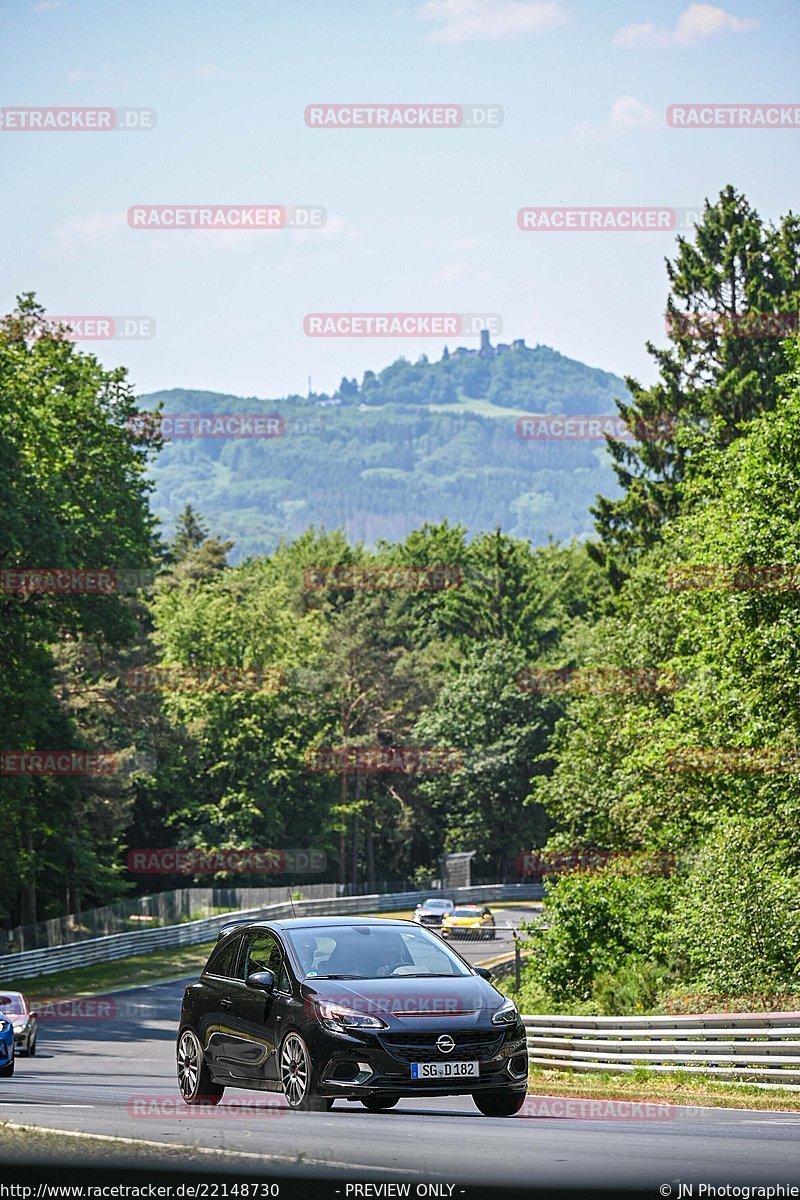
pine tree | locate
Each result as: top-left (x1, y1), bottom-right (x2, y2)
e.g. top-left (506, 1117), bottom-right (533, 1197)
top-left (170, 504), bottom-right (208, 561)
top-left (592, 186), bottom-right (800, 583)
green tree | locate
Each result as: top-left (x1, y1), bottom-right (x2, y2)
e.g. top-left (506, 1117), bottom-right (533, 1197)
top-left (592, 186), bottom-right (800, 579)
top-left (0, 295), bottom-right (159, 923)
top-left (668, 820), bottom-right (800, 993)
top-left (170, 503), bottom-right (208, 561)
top-left (413, 642), bottom-right (552, 878)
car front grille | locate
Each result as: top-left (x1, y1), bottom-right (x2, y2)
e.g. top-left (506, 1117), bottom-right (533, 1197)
top-left (378, 1029), bottom-right (504, 1063)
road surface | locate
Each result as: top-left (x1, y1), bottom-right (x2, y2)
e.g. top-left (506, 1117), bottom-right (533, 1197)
top-left (2, 910), bottom-right (799, 1189)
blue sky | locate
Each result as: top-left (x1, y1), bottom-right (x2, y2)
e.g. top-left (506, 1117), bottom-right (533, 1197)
top-left (2, 0), bottom-right (798, 399)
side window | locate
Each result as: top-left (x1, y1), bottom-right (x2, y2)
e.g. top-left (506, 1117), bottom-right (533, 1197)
top-left (236, 931), bottom-right (282, 981)
top-left (277, 959), bottom-right (292, 994)
top-left (205, 935), bottom-right (241, 979)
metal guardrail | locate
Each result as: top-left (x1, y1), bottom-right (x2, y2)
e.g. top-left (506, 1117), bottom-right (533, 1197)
top-left (0, 883), bottom-right (543, 981)
top-left (523, 1012), bottom-right (800, 1083)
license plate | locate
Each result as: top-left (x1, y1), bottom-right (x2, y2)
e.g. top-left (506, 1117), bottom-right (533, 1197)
top-left (411, 1060), bottom-right (479, 1079)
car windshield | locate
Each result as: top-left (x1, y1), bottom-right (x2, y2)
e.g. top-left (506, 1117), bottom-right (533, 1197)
top-left (286, 924), bottom-right (472, 978)
top-left (451, 908), bottom-right (481, 917)
top-left (0, 995), bottom-right (25, 1015)
top-left (421, 899), bottom-right (451, 909)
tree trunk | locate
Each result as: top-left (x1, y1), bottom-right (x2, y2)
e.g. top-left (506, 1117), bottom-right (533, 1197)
top-left (19, 826), bottom-right (37, 926)
top-left (351, 774), bottom-right (361, 888)
top-left (351, 808), bottom-right (360, 889)
top-left (365, 806), bottom-right (375, 889)
top-left (339, 773), bottom-right (347, 886)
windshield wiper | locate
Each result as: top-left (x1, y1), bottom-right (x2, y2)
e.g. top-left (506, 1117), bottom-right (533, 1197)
top-left (313, 973), bottom-right (367, 979)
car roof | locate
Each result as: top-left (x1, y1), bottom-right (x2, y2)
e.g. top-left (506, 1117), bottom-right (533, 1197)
top-left (220, 915), bottom-right (418, 937)
top-left (0, 990), bottom-right (23, 999)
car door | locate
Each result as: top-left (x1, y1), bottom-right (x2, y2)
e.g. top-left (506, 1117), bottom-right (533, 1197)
top-left (224, 930), bottom-right (291, 1082)
top-left (197, 934), bottom-right (243, 1074)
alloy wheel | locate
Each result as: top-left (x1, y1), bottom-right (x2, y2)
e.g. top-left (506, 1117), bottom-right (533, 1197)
top-left (281, 1032), bottom-right (311, 1107)
top-left (177, 1030), bottom-right (201, 1101)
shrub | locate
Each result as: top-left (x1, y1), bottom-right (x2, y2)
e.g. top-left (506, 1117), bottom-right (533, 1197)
top-left (667, 819), bottom-right (800, 994)
top-left (527, 863), bottom-right (674, 1002)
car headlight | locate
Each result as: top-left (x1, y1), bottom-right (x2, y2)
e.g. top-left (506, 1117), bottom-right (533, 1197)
top-left (315, 1003), bottom-right (388, 1033)
top-left (491, 998), bottom-right (519, 1026)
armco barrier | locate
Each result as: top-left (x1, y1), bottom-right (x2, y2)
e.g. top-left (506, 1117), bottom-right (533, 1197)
top-left (523, 1012), bottom-right (800, 1084)
top-left (0, 883), bottom-right (543, 981)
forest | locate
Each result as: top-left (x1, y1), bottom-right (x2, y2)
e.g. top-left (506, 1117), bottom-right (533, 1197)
top-left (3, 186), bottom-right (800, 1008)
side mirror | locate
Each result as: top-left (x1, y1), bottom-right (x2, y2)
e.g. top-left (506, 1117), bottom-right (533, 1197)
top-left (28, 1011), bottom-right (38, 1019)
top-left (246, 969), bottom-right (276, 993)
top-left (474, 966), bottom-right (493, 981)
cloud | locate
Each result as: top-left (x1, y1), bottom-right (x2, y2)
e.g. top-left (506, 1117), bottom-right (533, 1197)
top-left (416, 0), bottom-right (567, 43)
top-left (65, 63), bottom-right (114, 85)
top-left (429, 261), bottom-right (470, 285)
top-left (194, 63), bottom-right (254, 82)
top-left (572, 94), bottom-right (658, 142)
top-left (291, 214), bottom-right (354, 247)
top-left (614, 3), bottom-right (758, 49)
top-left (32, 1), bottom-right (64, 11)
top-left (53, 210), bottom-right (128, 256)
top-left (428, 260), bottom-right (492, 285)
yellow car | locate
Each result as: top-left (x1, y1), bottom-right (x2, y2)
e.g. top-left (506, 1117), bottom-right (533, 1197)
top-left (439, 905), bottom-right (496, 941)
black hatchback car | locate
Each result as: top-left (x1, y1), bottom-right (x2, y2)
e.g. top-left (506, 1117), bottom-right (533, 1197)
top-left (177, 916), bottom-right (528, 1116)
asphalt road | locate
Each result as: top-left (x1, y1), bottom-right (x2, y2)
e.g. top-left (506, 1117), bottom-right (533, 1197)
top-left (3, 910), bottom-right (800, 1188)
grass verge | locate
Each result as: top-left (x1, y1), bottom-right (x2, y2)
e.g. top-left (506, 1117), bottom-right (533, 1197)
top-left (527, 1067), bottom-right (800, 1112)
top-left (2, 941), bottom-right (217, 999)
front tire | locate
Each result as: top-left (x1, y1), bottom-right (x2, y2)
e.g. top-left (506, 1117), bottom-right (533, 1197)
top-left (0, 1059), bottom-right (14, 1078)
top-left (177, 1029), bottom-right (224, 1106)
top-left (361, 1095), bottom-right (399, 1111)
top-left (28, 1033), bottom-right (37, 1057)
top-left (473, 1089), bottom-right (526, 1117)
top-left (280, 1032), bottom-right (331, 1111)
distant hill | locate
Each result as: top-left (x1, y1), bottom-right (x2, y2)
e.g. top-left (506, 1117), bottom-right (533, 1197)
top-left (139, 339), bottom-right (629, 559)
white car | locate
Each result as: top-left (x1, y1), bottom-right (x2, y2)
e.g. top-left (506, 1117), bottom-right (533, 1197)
top-left (0, 992), bottom-right (37, 1057)
top-left (412, 897), bottom-right (455, 927)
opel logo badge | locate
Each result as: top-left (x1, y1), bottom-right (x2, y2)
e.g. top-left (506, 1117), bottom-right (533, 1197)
top-left (436, 1034), bottom-right (455, 1054)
